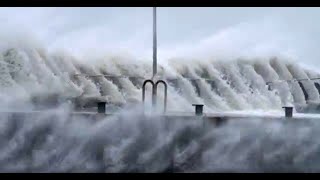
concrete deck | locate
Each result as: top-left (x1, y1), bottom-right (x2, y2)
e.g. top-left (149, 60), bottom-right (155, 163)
top-left (1, 110), bottom-right (320, 123)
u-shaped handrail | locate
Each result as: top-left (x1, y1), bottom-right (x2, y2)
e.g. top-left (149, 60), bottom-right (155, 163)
top-left (142, 79), bottom-right (156, 106)
top-left (142, 79), bottom-right (168, 113)
top-left (155, 80), bottom-right (168, 113)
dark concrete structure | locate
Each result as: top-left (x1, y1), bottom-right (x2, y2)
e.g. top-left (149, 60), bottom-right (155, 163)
top-left (192, 104), bottom-right (204, 116)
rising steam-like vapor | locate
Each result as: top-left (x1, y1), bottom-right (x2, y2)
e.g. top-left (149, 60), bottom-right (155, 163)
top-left (2, 106), bottom-right (320, 172)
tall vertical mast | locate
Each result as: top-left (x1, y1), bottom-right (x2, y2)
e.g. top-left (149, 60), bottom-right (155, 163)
top-left (153, 7), bottom-right (157, 78)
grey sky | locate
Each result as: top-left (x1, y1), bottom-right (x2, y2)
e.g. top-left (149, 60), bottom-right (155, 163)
top-left (0, 7), bottom-right (320, 67)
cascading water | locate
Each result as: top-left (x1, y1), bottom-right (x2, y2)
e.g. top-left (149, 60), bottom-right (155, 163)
top-left (2, 46), bottom-right (320, 112)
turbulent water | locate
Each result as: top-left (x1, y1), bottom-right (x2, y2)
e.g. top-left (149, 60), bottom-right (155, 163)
top-left (2, 106), bottom-right (320, 172)
top-left (1, 44), bottom-right (320, 172)
top-left (1, 46), bottom-right (320, 112)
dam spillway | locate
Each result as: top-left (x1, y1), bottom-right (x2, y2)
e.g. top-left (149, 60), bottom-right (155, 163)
top-left (2, 47), bottom-right (320, 114)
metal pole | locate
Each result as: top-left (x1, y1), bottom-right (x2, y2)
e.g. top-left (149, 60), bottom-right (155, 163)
top-left (153, 7), bottom-right (157, 78)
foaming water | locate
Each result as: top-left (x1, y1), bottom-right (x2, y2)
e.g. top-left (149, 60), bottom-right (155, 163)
top-left (1, 104), bottom-right (320, 172)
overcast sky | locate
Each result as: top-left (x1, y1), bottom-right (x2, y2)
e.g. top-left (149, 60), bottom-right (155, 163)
top-left (0, 7), bottom-right (320, 67)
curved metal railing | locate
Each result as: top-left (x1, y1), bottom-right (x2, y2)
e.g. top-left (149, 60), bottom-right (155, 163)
top-left (142, 79), bottom-right (168, 113)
